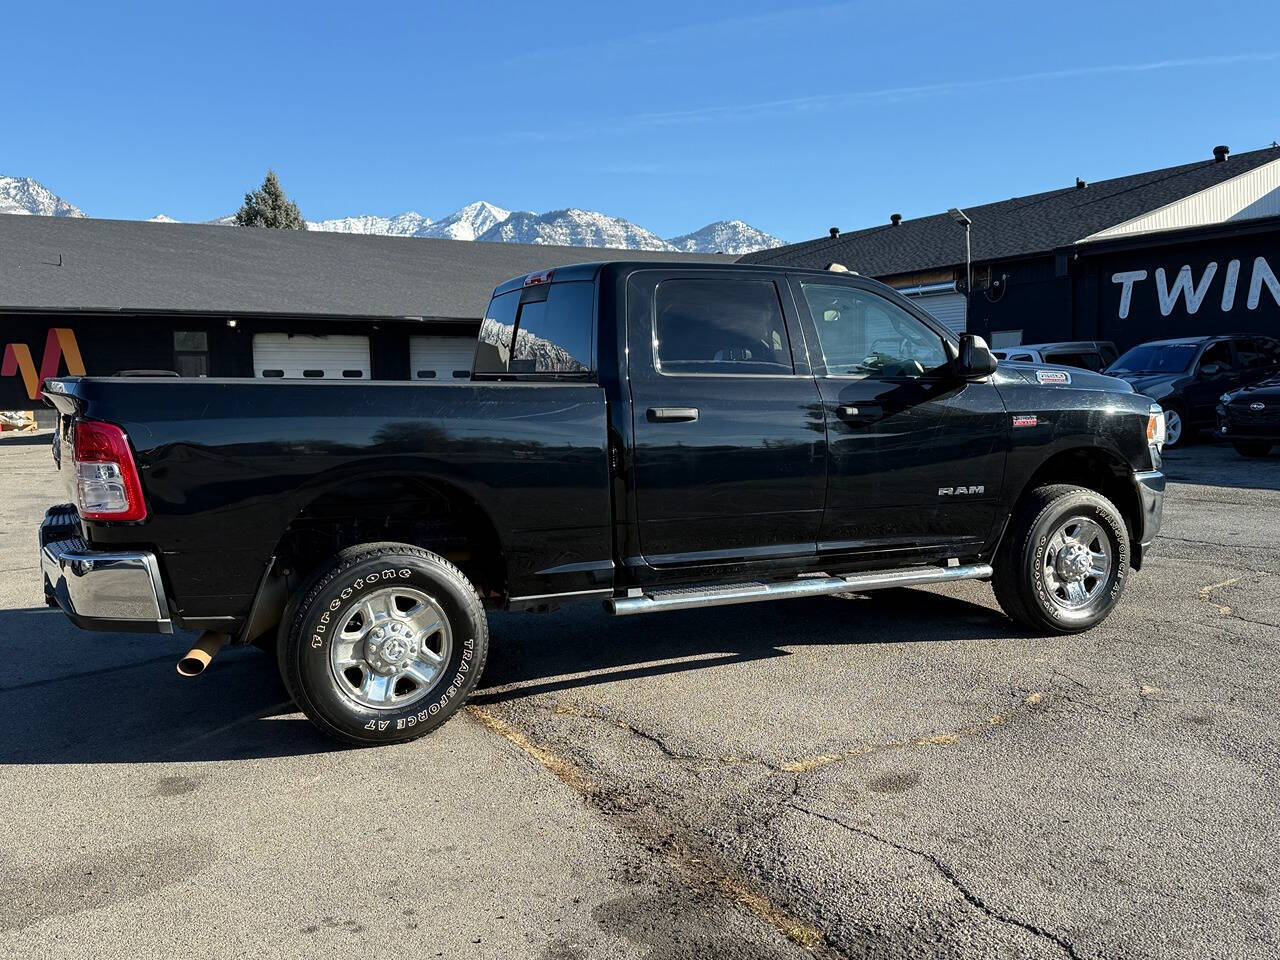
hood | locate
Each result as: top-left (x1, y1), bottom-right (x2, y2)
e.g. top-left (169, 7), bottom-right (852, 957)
top-left (1110, 371), bottom-right (1182, 399)
top-left (999, 361), bottom-right (1134, 394)
top-left (1232, 376), bottom-right (1280, 399)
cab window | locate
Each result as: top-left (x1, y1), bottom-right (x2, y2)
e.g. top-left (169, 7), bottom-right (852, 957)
top-left (1197, 341), bottom-right (1235, 375)
top-left (654, 279), bottom-right (794, 376)
top-left (1045, 351), bottom-right (1104, 371)
top-left (475, 282), bottom-right (594, 377)
top-left (799, 283), bottom-right (948, 379)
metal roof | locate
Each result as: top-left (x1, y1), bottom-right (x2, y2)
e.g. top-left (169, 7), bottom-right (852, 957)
top-left (0, 215), bottom-right (730, 320)
top-left (741, 145), bottom-right (1280, 276)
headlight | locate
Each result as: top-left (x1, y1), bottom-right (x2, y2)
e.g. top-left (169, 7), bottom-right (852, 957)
top-left (1147, 403), bottom-right (1166, 452)
top-left (1219, 391), bottom-right (1235, 404)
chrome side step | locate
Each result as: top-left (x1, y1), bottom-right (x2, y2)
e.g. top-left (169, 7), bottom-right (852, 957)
top-left (606, 563), bottom-right (993, 616)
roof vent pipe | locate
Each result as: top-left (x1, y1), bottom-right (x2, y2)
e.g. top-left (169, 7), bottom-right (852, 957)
top-left (1075, 177), bottom-right (1088, 190)
top-left (829, 227), bottom-right (840, 238)
top-left (890, 213), bottom-right (902, 226)
top-left (1213, 144), bottom-right (1230, 162)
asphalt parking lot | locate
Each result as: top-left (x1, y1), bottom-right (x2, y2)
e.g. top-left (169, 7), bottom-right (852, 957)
top-left (2, 432), bottom-right (1277, 959)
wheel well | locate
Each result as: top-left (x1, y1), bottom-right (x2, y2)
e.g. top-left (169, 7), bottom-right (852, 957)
top-left (1015, 448), bottom-right (1142, 564)
top-left (274, 476), bottom-right (506, 600)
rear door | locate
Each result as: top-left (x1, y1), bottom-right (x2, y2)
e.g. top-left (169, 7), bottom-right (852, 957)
top-left (625, 270), bottom-right (826, 568)
top-left (788, 277), bottom-right (1007, 562)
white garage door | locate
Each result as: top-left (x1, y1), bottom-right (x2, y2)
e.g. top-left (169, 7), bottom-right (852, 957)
top-left (253, 333), bottom-right (371, 380)
top-left (410, 336), bottom-right (475, 381)
top-left (907, 291), bottom-right (967, 334)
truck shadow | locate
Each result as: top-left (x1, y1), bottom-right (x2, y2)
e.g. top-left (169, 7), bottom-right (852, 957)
top-left (0, 607), bottom-right (332, 765)
top-left (472, 587), bottom-right (1019, 706)
top-left (0, 588), bottom-right (1014, 763)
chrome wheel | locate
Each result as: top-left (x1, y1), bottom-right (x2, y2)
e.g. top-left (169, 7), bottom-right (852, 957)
top-left (1041, 516), bottom-right (1112, 611)
top-left (328, 586), bottom-right (452, 710)
top-left (1164, 409), bottom-right (1183, 446)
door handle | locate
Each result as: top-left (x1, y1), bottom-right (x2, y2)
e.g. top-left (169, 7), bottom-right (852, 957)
top-left (647, 406), bottom-right (699, 423)
top-left (837, 403), bottom-right (881, 421)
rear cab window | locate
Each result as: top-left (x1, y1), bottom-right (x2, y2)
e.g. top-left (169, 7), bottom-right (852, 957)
top-left (653, 278), bottom-right (794, 376)
top-left (475, 280), bottom-right (595, 378)
top-left (1044, 351), bottom-right (1104, 371)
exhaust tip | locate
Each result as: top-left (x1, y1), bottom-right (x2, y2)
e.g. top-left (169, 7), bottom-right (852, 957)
top-left (176, 631), bottom-right (228, 677)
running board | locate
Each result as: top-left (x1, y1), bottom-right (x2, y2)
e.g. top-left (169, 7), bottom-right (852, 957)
top-left (606, 563), bottom-right (993, 616)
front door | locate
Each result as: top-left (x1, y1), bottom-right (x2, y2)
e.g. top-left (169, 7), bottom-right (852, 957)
top-left (1184, 339), bottom-right (1240, 428)
top-left (788, 277), bottom-right (1007, 563)
top-left (625, 271), bottom-right (826, 569)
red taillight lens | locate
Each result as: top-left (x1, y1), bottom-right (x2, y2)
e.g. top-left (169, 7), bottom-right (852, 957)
top-left (73, 420), bottom-right (147, 521)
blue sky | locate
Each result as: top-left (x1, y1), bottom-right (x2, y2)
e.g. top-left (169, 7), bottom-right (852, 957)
top-left (6, 0), bottom-right (1279, 242)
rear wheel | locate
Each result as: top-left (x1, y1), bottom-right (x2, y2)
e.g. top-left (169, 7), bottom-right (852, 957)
top-left (1232, 441), bottom-right (1273, 458)
top-left (993, 484), bottom-right (1130, 634)
top-left (281, 542), bottom-right (489, 745)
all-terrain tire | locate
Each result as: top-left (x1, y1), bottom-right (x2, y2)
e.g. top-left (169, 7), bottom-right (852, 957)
top-left (281, 542), bottom-right (489, 746)
top-left (993, 484), bottom-right (1130, 634)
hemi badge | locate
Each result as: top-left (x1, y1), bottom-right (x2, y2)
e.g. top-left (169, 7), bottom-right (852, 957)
top-left (1012, 415), bottom-right (1038, 428)
top-left (1036, 369), bottom-right (1071, 384)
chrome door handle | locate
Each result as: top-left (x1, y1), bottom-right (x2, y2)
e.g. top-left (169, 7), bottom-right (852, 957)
top-left (647, 407), bottom-right (699, 423)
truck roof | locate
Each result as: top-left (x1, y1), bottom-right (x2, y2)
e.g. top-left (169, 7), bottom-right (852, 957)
top-left (489, 259), bottom-right (876, 298)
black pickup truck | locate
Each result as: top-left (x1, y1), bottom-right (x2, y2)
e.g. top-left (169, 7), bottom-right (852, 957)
top-left (40, 261), bottom-right (1165, 744)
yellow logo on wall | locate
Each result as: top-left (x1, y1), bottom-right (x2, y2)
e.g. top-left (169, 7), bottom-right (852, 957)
top-left (1, 329), bottom-right (86, 401)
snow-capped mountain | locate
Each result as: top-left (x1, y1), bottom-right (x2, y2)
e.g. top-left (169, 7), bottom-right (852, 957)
top-left (419, 201), bottom-right (510, 241)
top-left (307, 211), bottom-right (432, 236)
top-left (3, 175), bottom-right (784, 252)
top-left (477, 208), bottom-right (673, 250)
top-left (0, 176), bottom-right (86, 218)
top-left (667, 219), bottom-right (782, 255)
top-left (306, 202), bottom-right (510, 240)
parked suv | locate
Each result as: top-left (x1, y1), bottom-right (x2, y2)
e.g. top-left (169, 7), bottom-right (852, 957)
top-left (1218, 375), bottom-right (1280, 457)
top-left (1105, 334), bottom-right (1280, 447)
top-left (992, 341), bottom-right (1118, 371)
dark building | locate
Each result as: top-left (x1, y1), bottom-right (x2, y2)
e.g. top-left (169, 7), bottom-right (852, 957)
top-left (0, 215), bottom-right (726, 411)
top-left (742, 144), bottom-right (1280, 353)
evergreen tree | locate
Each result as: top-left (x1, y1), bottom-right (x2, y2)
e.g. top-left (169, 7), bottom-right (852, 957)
top-left (234, 169), bottom-right (306, 229)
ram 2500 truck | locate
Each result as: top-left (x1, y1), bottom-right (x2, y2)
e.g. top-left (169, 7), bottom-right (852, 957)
top-left (39, 261), bottom-right (1166, 745)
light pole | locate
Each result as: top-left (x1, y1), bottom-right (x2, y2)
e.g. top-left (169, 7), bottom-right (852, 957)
top-left (948, 207), bottom-right (972, 332)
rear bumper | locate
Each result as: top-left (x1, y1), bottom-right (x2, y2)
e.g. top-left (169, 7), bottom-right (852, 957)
top-left (40, 505), bottom-right (173, 634)
top-left (1132, 469), bottom-right (1164, 567)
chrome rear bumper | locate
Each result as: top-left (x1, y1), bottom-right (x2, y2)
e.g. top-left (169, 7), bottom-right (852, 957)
top-left (40, 506), bottom-right (172, 634)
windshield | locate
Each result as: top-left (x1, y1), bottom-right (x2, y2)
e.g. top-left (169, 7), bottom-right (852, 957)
top-left (1106, 343), bottom-right (1198, 375)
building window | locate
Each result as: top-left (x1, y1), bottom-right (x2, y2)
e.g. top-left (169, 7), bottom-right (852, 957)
top-left (174, 331), bottom-right (209, 377)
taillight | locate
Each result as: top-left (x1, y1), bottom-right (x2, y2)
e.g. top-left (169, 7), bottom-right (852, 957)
top-left (73, 420), bottom-right (147, 521)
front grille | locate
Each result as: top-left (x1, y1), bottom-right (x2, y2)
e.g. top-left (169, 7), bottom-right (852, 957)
top-left (1228, 401), bottom-right (1280, 429)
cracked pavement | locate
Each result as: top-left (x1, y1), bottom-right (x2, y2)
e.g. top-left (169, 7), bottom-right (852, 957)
top-left (3, 434), bottom-right (1279, 958)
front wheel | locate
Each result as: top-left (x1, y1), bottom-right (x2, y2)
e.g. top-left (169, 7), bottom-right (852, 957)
top-left (1162, 404), bottom-right (1187, 449)
top-left (281, 543), bottom-right (489, 745)
top-left (993, 484), bottom-right (1130, 634)
top-left (1233, 441), bottom-right (1273, 458)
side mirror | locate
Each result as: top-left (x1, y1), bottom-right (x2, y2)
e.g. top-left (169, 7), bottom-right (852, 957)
top-left (956, 334), bottom-right (998, 379)
top-left (1199, 362), bottom-right (1223, 377)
